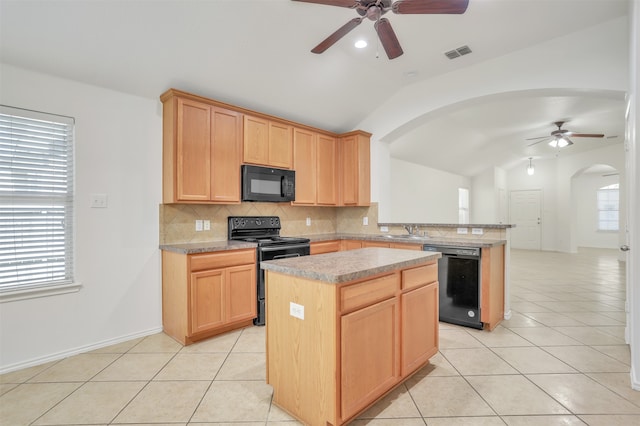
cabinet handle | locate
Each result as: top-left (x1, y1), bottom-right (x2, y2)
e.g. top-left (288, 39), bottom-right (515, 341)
top-left (620, 245), bottom-right (630, 252)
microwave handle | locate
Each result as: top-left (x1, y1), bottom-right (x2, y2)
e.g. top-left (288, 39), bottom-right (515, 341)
top-left (281, 176), bottom-right (292, 197)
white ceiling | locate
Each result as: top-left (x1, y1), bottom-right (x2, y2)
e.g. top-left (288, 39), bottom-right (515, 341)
top-left (0, 0), bottom-right (630, 177)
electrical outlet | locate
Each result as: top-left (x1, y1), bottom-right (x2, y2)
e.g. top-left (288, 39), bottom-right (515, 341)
top-left (195, 220), bottom-right (203, 231)
top-left (363, 217), bottom-right (369, 226)
top-left (380, 226), bottom-right (389, 232)
top-left (203, 220), bottom-right (210, 231)
top-left (457, 227), bottom-right (468, 234)
top-left (290, 302), bottom-right (304, 320)
top-left (472, 228), bottom-right (484, 235)
top-left (90, 193), bottom-right (108, 208)
top-left (306, 217), bottom-right (311, 226)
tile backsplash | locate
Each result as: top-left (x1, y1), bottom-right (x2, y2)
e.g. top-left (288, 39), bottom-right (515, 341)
top-left (159, 202), bottom-right (381, 244)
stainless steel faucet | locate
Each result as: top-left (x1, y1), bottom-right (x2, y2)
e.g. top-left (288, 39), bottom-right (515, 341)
top-left (404, 224), bottom-right (417, 235)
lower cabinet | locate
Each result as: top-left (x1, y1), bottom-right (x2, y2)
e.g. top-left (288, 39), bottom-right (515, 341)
top-left (266, 260), bottom-right (438, 426)
top-left (341, 297), bottom-right (400, 420)
top-left (162, 248), bottom-right (256, 345)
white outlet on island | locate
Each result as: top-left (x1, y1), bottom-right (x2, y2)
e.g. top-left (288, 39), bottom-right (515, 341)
top-left (290, 302), bottom-right (304, 320)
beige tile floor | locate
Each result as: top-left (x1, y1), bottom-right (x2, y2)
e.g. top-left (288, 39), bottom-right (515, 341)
top-left (1, 248), bottom-right (639, 425)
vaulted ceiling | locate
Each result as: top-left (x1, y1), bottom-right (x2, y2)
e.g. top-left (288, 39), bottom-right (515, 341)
top-left (0, 0), bottom-right (630, 176)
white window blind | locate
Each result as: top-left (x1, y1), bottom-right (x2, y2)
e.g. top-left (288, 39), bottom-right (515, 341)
top-left (597, 183), bottom-right (619, 231)
top-left (458, 187), bottom-right (469, 224)
top-left (0, 105), bottom-right (75, 295)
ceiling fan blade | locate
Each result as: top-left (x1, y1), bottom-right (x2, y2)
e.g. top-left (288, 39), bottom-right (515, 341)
top-left (291, 0), bottom-right (357, 8)
top-left (311, 17), bottom-right (363, 54)
top-left (567, 133), bottom-right (605, 138)
top-left (392, 0), bottom-right (469, 14)
top-left (527, 138), bottom-right (550, 147)
top-left (525, 135), bottom-right (552, 141)
top-left (375, 18), bottom-right (403, 59)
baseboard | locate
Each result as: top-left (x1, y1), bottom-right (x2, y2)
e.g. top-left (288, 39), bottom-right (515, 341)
top-left (631, 364), bottom-right (640, 391)
top-left (503, 309), bottom-right (512, 320)
top-left (0, 326), bottom-right (163, 375)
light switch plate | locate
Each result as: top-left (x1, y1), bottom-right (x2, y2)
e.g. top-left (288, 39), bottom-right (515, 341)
top-left (203, 220), bottom-right (211, 231)
top-left (195, 220), bottom-right (203, 231)
top-left (290, 302), bottom-right (304, 320)
top-left (457, 227), bottom-right (468, 234)
top-left (472, 228), bottom-right (484, 235)
top-left (90, 193), bottom-right (108, 208)
top-left (306, 217), bottom-right (311, 226)
top-left (380, 226), bottom-right (389, 232)
top-left (363, 217), bottom-right (368, 226)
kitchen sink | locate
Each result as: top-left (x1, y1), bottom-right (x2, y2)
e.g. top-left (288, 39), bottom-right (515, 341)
top-left (381, 234), bottom-right (427, 240)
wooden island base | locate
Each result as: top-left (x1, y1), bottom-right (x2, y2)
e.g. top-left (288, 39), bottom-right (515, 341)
top-left (262, 248), bottom-right (441, 426)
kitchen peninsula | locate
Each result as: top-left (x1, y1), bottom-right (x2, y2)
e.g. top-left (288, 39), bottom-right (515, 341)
top-left (261, 247), bottom-right (441, 426)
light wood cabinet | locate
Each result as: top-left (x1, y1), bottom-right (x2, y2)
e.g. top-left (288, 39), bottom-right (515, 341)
top-left (266, 259), bottom-right (438, 426)
top-left (243, 115), bottom-right (292, 169)
top-left (338, 131), bottom-right (371, 206)
top-left (310, 240), bottom-right (341, 255)
top-left (341, 297), bottom-right (400, 420)
top-left (161, 93), bottom-right (242, 204)
top-left (400, 263), bottom-right (439, 375)
top-left (162, 248), bottom-right (256, 345)
top-left (481, 244), bottom-right (505, 330)
top-left (292, 128), bottom-right (337, 206)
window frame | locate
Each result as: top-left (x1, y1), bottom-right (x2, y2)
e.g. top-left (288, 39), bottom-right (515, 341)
top-left (0, 105), bottom-right (80, 302)
top-left (596, 183), bottom-right (619, 232)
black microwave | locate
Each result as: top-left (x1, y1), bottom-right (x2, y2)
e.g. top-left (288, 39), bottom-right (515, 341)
top-left (241, 165), bottom-right (296, 202)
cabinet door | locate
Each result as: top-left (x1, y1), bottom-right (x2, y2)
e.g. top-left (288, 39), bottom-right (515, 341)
top-left (340, 135), bottom-right (358, 205)
top-left (226, 264), bottom-right (257, 323)
top-left (292, 128), bottom-right (317, 204)
top-left (317, 134), bottom-right (337, 205)
top-left (190, 269), bottom-right (224, 334)
top-left (342, 240), bottom-right (363, 251)
top-left (243, 115), bottom-right (269, 165)
top-left (269, 121), bottom-right (293, 169)
top-left (341, 297), bottom-right (400, 421)
top-left (401, 282), bottom-right (439, 375)
top-left (211, 107), bottom-right (242, 203)
top-left (176, 98), bottom-right (211, 201)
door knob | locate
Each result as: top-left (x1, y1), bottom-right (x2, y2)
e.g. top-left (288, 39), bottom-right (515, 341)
top-left (620, 245), bottom-right (630, 252)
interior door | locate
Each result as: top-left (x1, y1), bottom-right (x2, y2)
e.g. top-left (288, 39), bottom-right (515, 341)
top-left (509, 190), bottom-right (542, 250)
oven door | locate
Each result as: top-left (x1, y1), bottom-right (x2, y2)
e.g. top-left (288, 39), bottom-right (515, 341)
top-left (242, 165), bottom-right (295, 202)
top-left (255, 243), bottom-right (310, 326)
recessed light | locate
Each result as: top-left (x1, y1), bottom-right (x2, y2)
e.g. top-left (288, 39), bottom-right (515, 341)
top-left (354, 40), bottom-right (367, 49)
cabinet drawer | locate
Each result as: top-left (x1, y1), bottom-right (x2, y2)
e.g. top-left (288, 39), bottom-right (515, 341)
top-left (341, 273), bottom-right (399, 312)
top-left (310, 240), bottom-right (341, 255)
top-left (402, 262), bottom-right (437, 291)
top-left (189, 249), bottom-right (255, 272)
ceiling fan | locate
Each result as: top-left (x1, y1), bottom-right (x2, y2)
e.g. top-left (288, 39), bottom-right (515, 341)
top-left (292, 0), bottom-right (470, 60)
top-left (526, 120), bottom-right (605, 148)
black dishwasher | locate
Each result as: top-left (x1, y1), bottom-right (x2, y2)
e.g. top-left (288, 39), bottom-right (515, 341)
top-left (423, 244), bottom-right (482, 329)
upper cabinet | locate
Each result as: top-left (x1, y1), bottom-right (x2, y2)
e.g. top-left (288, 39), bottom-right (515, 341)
top-left (160, 89), bottom-right (370, 206)
top-left (339, 131), bottom-right (371, 206)
top-left (292, 128), bottom-right (337, 206)
top-left (243, 115), bottom-right (292, 169)
top-left (161, 91), bottom-right (242, 204)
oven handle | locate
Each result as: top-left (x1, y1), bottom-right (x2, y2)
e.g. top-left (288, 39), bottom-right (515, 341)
top-left (259, 243), bottom-right (311, 254)
top-left (273, 253), bottom-right (303, 260)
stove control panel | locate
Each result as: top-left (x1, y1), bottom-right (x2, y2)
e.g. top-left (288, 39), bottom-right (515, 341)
top-left (229, 216), bottom-right (280, 230)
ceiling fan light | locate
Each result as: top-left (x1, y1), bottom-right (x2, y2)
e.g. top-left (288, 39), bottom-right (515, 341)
top-left (548, 137), bottom-right (560, 148)
top-left (557, 137), bottom-right (569, 148)
top-left (354, 39), bottom-right (367, 48)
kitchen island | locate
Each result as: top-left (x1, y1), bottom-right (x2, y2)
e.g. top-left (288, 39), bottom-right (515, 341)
top-left (261, 248), bottom-right (441, 426)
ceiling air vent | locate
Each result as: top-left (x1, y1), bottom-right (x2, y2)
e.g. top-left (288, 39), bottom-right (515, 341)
top-left (445, 45), bottom-right (472, 60)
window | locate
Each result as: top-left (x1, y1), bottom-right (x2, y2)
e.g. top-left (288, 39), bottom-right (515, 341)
top-left (0, 105), bottom-right (76, 301)
top-left (458, 187), bottom-right (469, 224)
top-left (597, 183), bottom-right (619, 231)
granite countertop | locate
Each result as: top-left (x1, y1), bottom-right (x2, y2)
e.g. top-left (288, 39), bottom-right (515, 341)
top-left (378, 223), bottom-right (515, 229)
top-left (159, 240), bottom-right (256, 254)
top-left (261, 247), bottom-right (441, 284)
top-left (305, 233), bottom-right (506, 248)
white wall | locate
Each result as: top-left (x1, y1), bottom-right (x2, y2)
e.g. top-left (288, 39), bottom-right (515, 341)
top-left (573, 173), bottom-right (620, 249)
top-left (389, 158), bottom-right (470, 223)
top-left (503, 145), bottom-right (625, 252)
top-left (365, 17), bottom-right (628, 221)
top-left (0, 64), bottom-right (163, 372)
top-left (470, 166), bottom-right (507, 224)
